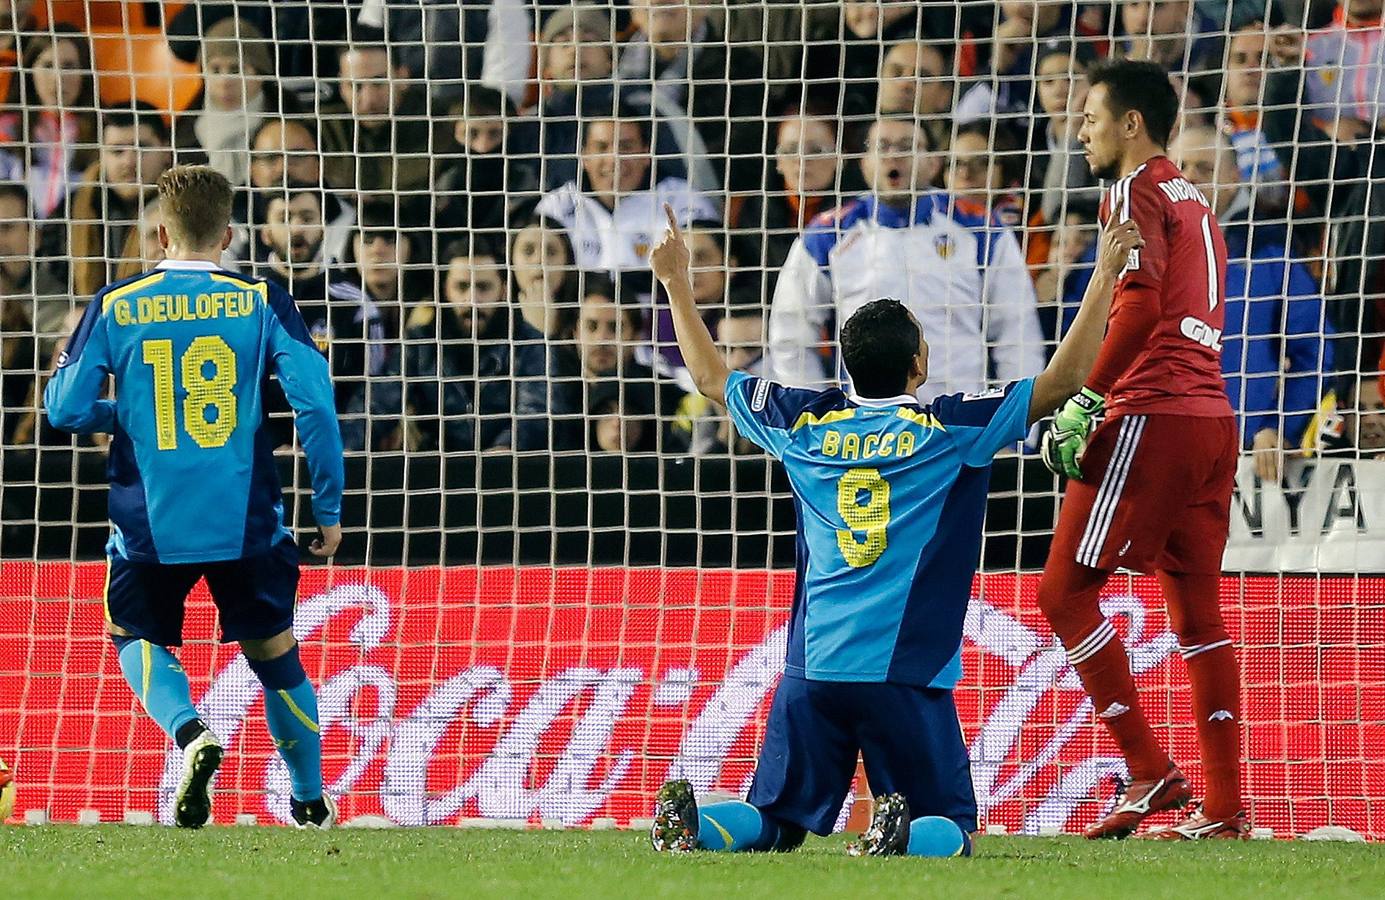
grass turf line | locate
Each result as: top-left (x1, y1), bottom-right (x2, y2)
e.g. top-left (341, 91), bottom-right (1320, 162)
top-left (3, 828), bottom-right (1382, 899)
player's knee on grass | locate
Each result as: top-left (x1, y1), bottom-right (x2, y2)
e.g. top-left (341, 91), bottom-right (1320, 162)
top-left (239, 628), bottom-right (297, 661)
top-left (772, 822), bottom-right (807, 852)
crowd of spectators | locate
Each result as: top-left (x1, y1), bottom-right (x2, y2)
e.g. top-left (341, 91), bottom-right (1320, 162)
top-left (0, 0), bottom-right (1382, 467)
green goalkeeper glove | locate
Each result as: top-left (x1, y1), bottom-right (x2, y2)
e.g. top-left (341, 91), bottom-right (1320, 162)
top-left (1041, 387), bottom-right (1105, 480)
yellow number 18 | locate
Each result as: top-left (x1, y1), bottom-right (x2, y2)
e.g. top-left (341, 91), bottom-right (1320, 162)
top-left (141, 336), bottom-right (239, 450)
top-left (836, 467), bottom-right (891, 567)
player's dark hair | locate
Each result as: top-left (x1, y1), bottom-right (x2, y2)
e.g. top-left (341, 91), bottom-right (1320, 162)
top-left (841, 298), bottom-right (921, 398)
top-left (1087, 58), bottom-right (1179, 148)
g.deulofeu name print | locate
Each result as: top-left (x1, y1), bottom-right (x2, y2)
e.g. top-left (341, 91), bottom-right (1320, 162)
top-left (108, 290), bottom-right (259, 327)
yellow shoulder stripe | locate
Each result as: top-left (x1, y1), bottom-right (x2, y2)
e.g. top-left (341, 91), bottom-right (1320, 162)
top-left (210, 272), bottom-right (269, 305)
top-left (896, 407), bottom-right (945, 430)
top-left (791, 407), bottom-right (856, 432)
top-left (101, 272), bottom-right (166, 312)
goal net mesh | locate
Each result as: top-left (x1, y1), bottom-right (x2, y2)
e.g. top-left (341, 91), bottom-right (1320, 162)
top-left (0, 0), bottom-right (1382, 835)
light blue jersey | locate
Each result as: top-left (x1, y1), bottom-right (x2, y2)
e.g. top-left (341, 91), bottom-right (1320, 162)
top-left (723, 371), bottom-right (1035, 688)
top-left (44, 259), bottom-right (344, 564)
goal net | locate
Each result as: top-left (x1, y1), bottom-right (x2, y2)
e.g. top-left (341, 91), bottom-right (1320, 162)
top-left (0, 0), bottom-right (1382, 836)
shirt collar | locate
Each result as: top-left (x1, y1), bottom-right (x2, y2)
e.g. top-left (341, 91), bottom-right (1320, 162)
top-left (156, 259), bottom-right (222, 271)
top-left (849, 392), bottom-right (920, 408)
top-left (863, 192), bottom-right (941, 227)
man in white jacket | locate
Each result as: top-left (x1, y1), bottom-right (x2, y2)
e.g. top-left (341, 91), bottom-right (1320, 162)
top-left (768, 115), bottom-right (1045, 401)
top-left (537, 114), bottom-right (718, 273)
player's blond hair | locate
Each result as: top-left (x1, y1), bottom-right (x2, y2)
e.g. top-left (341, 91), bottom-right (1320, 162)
top-left (156, 165), bottom-right (233, 250)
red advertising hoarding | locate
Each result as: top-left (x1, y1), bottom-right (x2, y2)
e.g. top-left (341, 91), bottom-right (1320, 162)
top-left (1, 563), bottom-right (1381, 837)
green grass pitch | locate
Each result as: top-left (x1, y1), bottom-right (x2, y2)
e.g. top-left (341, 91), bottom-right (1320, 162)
top-left (4, 827), bottom-right (1382, 899)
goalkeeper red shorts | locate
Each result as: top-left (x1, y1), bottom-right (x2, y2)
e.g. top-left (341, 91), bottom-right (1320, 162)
top-left (1047, 413), bottom-right (1237, 575)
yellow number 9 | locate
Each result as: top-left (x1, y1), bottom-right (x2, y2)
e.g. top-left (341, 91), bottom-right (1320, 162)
top-left (836, 467), bottom-right (890, 568)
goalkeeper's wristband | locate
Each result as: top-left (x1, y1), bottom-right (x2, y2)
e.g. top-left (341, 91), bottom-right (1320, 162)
top-left (1068, 387), bottom-right (1104, 415)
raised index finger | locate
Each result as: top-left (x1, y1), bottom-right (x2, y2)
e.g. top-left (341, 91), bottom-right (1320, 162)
top-left (663, 202), bottom-right (683, 239)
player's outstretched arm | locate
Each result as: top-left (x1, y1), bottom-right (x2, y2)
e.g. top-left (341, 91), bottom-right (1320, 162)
top-left (651, 203), bottom-right (730, 406)
top-left (1028, 199), bottom-right (1143, 426)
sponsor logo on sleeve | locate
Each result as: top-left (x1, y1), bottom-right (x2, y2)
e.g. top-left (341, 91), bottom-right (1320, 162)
top-left (750, 378), bottom-right (770, 412)
top-left (962, 386), bottom-right (1006, 402)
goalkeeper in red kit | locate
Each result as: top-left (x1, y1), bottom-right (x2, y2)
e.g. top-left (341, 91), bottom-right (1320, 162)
top-left (1037, 59), bottom-right (1247, 840)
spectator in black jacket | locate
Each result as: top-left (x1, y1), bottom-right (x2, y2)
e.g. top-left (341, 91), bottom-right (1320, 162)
top-left (573, 272), bottom-right (691, 453)
top-left (434, 86), bottom-right (539, 234)
top-left (400, 234), bottom-right (560, 452)
top-left (319, 44), bottom-right (436, 206)
top-left (0, 182), bottom-right (68, 447)
top-left (509, 210), bottom-right (581, 340)
top-left (252, 186), bottom-right (384, 449)
top-left (236, 118), bottom-right (356, 266)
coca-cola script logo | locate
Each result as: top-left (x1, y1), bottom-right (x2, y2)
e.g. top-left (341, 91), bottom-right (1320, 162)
top-left (151, 583), bottom-right (1171, 829)
top-left (2, 565), bottom-right (1380, 837)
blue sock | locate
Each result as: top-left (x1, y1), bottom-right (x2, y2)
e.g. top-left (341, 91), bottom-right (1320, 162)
top-left (907, 816), bottom-right (973, 857)
top-left (245, 645), bottom-right (323, 802)
top-left (698, 801), bottom-right (786, 852)
top-left (114, 635), bottom-right (199, 742)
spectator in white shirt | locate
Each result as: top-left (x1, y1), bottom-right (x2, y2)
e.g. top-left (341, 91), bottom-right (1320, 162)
top-left (767, 114), bottom-right (1045, 401)
top-left (536, 113), bottom-right (718, 273)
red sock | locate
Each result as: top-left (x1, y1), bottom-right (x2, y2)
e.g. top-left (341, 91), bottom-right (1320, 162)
top-left (1161, 571), bottom-right (1242, 820)
top-left (1038, 560), bottom-right (1171, 782)
top-left (1069, 630), bottom-right (1171, 781)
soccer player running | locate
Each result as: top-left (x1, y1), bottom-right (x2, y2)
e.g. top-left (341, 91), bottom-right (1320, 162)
top-left (1036, 59), bottom-right (1245, 840)
top-left (646, 195), bottom-right (1143, 856)
top-left (45, 166), bottom-right (344, 829)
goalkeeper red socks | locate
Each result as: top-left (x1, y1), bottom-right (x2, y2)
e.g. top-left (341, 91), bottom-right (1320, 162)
top-left (1037, 562), bottom-right (1172, 782)
top-left (1161, 571), bottom-right (1243, 820)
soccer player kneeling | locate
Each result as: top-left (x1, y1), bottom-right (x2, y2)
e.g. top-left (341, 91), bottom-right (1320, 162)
top-left (45, 166), bottom-right (345, 829)
top-left (646, 203), bottom-right (1142, 856)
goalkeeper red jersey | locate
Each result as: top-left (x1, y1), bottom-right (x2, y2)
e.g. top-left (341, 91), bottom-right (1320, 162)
top-left (1090, 155), bottom-right (1234, 419)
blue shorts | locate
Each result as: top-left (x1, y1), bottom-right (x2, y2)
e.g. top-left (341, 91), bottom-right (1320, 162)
top-left (746, 675), bottom-right (978, 836)
top-left (104, 536), bottom-right (300, 647)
